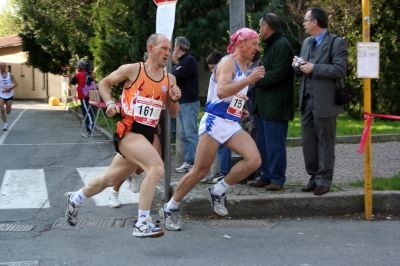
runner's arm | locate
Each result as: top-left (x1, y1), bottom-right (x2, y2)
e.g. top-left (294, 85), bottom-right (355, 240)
top-left (216, 57), bottom-right (264, 99)
top-left (10, 73), bottom-right (18, 90)
top-left (99, 63), bottom-right (139, 103)
top-left (99, 63), bottom-right (140, 117)
top-left (166, 74), bottom-right (181, 118)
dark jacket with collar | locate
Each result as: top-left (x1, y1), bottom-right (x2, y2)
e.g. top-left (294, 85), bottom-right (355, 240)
top-left (298, 32), bottom-right (347, 118)
top-left (172, 52), bottom-right (199, 104)
top-left (254, 30), bottom-right (294, 121)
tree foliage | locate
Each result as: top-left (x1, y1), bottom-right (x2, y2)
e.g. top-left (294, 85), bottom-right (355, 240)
top-left (90, 0), bottom-right (156, 78)
top-left (369, 0), bottom-right (400, 116)
top-left (284, 0), bottom-right (364, 114)
top-left (173, 0), bottom-right (301, 58)
top-left (174, 0), bottom-right (230, 58)
top-left (289, 0), bottom-right (400, 116)
top-left (0, 0), bottom-right (21, 37)
top-left (15, 0), bottom-right (94, 74)
top-left (90, 0), bottom-right (156, 98)
top-left (9, 0), bottom-right (400, 115)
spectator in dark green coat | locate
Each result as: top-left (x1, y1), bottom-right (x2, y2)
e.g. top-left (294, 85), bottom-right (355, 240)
top-left (250, 13), bottom-right (294, 191)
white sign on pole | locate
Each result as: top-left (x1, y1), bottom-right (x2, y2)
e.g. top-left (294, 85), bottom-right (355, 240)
top-left (357, 42), bottom-right (380, 78)
top-left (155, 1), bottom-right (177, 41)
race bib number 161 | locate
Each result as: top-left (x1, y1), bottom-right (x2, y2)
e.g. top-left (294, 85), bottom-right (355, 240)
top-left (134, 96), bottom-right (163, 127)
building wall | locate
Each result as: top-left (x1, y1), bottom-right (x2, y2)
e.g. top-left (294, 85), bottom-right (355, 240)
top-left (0, 46), bottom-right (64, 101)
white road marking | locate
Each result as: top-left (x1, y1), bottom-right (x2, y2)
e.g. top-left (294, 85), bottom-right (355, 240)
top-left (0, 108), bottom-right (27, 145)
top-left (1, 142), bottom-right (110, 146)
top-left (0, 169), bottom-right (50, 209)
top-left (77, 167), bottom-right (140, 206)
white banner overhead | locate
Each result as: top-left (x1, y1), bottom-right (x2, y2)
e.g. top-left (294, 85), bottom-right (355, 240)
top-left (154, 0), bottom-right (177, 41)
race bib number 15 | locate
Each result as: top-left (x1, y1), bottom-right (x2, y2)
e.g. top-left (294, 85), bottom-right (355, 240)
top-left (134, 96), bottom-right (163, 127)
top-left (227, 93), bottom-right (248, 118)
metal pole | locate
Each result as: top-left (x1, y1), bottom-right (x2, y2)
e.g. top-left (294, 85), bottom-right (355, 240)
top-left (153, 0), bottom-right (178, 202)
top-left (164, 57), bottom-right (172, 202)
top-left (362, 0), bottom-right (372, 221)
top-left (229, 0), bottom-right (245, 34)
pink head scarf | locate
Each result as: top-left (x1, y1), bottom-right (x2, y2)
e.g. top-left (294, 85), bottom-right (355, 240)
top-left (226, 27), bottom-right (259, 54)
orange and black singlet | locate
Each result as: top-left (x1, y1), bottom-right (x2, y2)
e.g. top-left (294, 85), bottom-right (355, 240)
top-left (114, 62), bottom-right (169, 147)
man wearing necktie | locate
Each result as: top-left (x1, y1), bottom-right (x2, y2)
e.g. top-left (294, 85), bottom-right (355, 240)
top-left (292, 7), bottom-right (348, 196)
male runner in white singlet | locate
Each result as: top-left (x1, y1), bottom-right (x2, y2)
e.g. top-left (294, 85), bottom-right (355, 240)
top-left (160, 28), bottom-right (265, 231)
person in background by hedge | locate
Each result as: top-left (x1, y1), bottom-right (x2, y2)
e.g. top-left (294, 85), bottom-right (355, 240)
top-left (172, 36), bottom-right (200, 173)
top-left (70, 60), bottom-right (95, 137)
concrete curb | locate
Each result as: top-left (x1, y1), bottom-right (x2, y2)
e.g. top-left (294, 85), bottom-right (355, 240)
top-left (178, 189), bottom-right (400, 218)
top-left (94, 124), bottom-right (113, 139)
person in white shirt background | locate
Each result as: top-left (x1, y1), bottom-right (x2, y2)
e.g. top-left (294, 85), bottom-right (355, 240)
top-left (0, 62), bottom-right (18, 131)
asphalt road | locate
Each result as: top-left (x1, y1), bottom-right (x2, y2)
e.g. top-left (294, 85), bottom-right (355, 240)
top-left (1, 216), bottom-right (400, 266)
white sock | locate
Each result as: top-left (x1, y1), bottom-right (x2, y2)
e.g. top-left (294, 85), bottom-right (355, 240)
top-left (213, 179), bottom-right (230, 196)
top-left (166, 198), bottom-right (180, 210)
top-left (4, 123), bottom-right (7, 127)
top-left (72, 189), bottom-right (87, 205)
top-left (111, 189), bottom-right (119, 195)
top-left (137, 210), bottom-right (150, 225)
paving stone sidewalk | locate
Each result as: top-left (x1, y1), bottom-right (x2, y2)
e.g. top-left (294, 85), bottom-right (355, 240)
top-left (156, 141), bottom-right (400, 217)
top-left (158, 141), bottom-right (400, 195)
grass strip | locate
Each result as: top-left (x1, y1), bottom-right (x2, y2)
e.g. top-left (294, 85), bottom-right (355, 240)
top-left (350, 173), bottom-right (400, 190)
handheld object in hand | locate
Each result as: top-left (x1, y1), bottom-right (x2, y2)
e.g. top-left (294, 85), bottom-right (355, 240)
top-left (294, 58), bottom-right (304, 67)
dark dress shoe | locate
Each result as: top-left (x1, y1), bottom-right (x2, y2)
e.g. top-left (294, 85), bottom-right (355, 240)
top-left (249, 180), bottom-right (270, 187)
top-left (267, 183), bottom-right (283, 191)
top-left (301, 183), bottom-right (317, 192)
top-left (313, 186), bottom-right (330, 196)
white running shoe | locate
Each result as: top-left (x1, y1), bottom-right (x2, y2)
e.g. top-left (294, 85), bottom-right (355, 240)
top-left (159, 203), bottom-right (181, 231)
top-left (175, 162), bottom-right (193, 173)
top-left (108, 192), bottom-right (121, 208)
top-left (132, 217), bottom-right (165, 238)
top-left (203, 187), bottom-right (228, 216)
top-left (65, 192), bottom-right (81, 226)
top-left (81, 131), bottom-right (91, 138)
top-left (129, 173), bottom-right (140, 193)
top-left (3, 124), bottom-right (8, 131)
